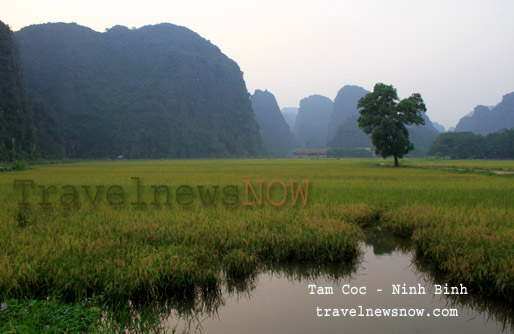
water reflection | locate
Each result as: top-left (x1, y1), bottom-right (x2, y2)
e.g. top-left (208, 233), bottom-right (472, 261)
top-left (364, 223), bottom-right (514, 333)
top-left (101, 260), bottom-right (360, 333)
top-left (166, 260), bottom-right (361, 334)
top-left (105, 224), bottom-right (513, 333)
top-left (363, 223), bottom-right (412, 255)
top-left (413, 255), bottom-right (514, 333)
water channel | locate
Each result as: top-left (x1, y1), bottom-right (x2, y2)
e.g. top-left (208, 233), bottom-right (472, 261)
top-left (162, 224), bottom-right (513, 333)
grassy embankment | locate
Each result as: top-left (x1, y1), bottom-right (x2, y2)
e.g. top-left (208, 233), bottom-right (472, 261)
top-left (0, 159), bottom-right (512, 330)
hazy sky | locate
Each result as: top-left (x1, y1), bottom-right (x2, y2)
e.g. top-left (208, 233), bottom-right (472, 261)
top-left (3, 0), bottom-right (514, 128)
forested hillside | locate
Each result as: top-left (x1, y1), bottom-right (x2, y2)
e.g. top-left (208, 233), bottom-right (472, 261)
top-left (0, 21), bottom-right (35, 161)
top-left (16, 23), bottom-right (261, 158)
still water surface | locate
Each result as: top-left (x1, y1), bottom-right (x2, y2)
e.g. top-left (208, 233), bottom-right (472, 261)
top-left (166, 226), bottom-right (513, 333)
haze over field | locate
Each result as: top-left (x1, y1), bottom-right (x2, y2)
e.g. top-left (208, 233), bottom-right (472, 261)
top-left (3, 0), bottom-right (514, 129)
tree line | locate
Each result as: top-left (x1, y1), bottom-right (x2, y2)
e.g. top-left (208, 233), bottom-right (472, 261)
top-left (428, 129), bottom-right (514, 159)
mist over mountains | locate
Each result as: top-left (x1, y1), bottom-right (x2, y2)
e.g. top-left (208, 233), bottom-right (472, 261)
top-left (2, 19), bottom-right (511, 160)
top-left (432, 122), bottom-right (445, 133)
top-left (328, 85), bottom-right (370, 141)
top-left (406, 113), bottom-right (441, 156)
top-left (251, 89), bottom-right (295, 155)
top-left (281, 107), bottom-right (298, 132)
top-left (293, 95), bottom-right (333, 149)
top-left (328, 90), bottom-right (440, 156)
top-left (14, 22), bottom-right (261, 158)
top-left (455, 93), bottom-right (514, 135)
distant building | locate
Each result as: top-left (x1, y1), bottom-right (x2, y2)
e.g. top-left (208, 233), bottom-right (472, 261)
top-left (293, 149), bottom-right (327, 158)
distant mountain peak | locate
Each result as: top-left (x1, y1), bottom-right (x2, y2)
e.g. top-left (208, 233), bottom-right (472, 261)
top-left (455, 92), bottom-right (514, 135)
top-left (327, 85), bottom-right (369, 141)
top-left (293, 95), bottom-right (333, 149)
top-left (251, 90), bottom-right (295, 155)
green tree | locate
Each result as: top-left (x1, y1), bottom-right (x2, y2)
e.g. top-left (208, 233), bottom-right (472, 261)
top-left (357, 83), bottom-right (426, 166)
top-left (428, 129), bottom-right (514, 159)
top-left (428, 132), bottom-right (485, 159)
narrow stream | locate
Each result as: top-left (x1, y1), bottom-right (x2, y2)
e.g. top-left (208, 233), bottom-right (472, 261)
top-left (165, 225), bottom-right (513, 333)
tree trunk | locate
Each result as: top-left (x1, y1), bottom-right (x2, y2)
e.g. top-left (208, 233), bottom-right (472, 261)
top-left (394, 155), bottom-right (399, 167)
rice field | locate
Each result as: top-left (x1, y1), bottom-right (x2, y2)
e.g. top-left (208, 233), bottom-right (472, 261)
top-left (0, 158), bottom-right (513, 331)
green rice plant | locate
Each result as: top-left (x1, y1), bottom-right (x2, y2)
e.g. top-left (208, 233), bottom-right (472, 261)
top-left (0, 158), bottom-right (513, 327)
top-left (381, 204), bottom-right (514, 302)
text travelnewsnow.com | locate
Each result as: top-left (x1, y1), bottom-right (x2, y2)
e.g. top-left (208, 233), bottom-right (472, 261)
top-left (315, 306), bottom-right (458, 317)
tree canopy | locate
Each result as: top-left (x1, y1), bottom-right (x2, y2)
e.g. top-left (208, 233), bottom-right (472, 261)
top-left (428, 129), bottom-right (514, 159)
top-left (357, 83), bottom-right (426, 166)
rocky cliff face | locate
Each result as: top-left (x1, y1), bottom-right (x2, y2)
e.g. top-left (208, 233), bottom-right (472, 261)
top-left (251, 90), bottom-right (295, 155)
top-left (16, 23), bottom-right (262, 158)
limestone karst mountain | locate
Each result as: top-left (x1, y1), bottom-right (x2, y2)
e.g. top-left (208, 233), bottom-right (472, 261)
top-left (15, 22), bottom-right (262, 158)
top-left (455, 93), bottom-right (514, 135)
top-left (251, 90), bottom-right (295, 155)
top-left (293, 95), bottom-right (333, 149)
